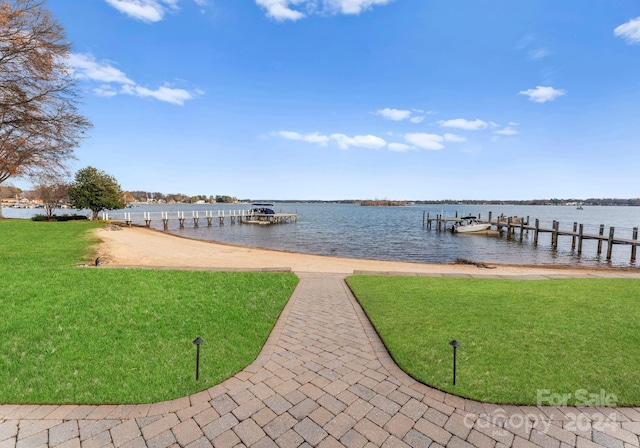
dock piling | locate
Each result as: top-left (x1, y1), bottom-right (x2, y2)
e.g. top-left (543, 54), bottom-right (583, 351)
top-left (578, 224), bottom-right (584, 255)
top-left (632, 227), bottom-right (638, 263)
top-left (597, 224), bottom-right (605, 256)
top-left (607, 227), bottom-right (615, 261)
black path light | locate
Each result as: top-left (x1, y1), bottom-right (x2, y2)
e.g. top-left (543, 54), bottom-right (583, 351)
top-left (449, 340), bottom-right (460, 385)
top-left (193, 337), bottom-right (204, 381)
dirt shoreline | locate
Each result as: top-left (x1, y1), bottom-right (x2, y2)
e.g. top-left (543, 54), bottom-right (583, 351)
top-left (95, 225), bottom-right (640, 276)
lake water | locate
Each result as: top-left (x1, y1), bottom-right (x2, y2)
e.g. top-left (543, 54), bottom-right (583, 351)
top-left (4, 203), bottom-right (640, 268)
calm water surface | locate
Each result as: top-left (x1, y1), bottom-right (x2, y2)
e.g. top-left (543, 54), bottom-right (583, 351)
top-left (4, 203), bottom-right (640, 268)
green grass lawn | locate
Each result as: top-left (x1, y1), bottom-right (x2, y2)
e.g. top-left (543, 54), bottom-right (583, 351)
top-left (0, 220), bottom-right (298, 404)
top-left (347, 275), bottom-right (640, 405)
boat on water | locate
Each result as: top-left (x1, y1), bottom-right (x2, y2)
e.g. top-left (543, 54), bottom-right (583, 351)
top-left (243, 203), bottom-right (276, 225)
top-left (452, 216), bottom-right (492, 233)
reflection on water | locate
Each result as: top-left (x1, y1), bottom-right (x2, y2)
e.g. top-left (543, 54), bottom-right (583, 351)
top-left (4, 203), bottom-right (640, 268)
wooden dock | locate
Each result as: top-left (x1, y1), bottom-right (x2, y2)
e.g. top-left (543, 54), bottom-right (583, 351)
top-left (101, 209), bottom-right (297, 230)
top-left (424, 211), bottom-right (639, 263)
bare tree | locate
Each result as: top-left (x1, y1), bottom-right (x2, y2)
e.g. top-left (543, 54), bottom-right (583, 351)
top-left (0, 0), bottom-right (91, 218)
top-left (33, 175), bottom-right (66, 219)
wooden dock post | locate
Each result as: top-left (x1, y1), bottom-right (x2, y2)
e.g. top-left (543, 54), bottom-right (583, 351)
top-left (423, 211), bottom-right (426, 227)
top-left (488, 211), bottom-right (492, 225)
top-left (607, 227), bottom-right (615, 261)
top-left (455, 211), bottom-right (458, 218)
top-left (578, 224), bottom-right (584, 255)
top-left (571, 222), bottom-right (577, 249)
top-left (632, 227), bottom-right (638, 263)
top-left (507, 217), bottom-right (512, 238)
top-left (179, 211), bottom-right (185, 229)
top-left (144, 212), bottom-right (151, 228)
top-left (597, 224), bottom-right (605, 256)
top-left (162, 212), bottom-right (169, 230)
top-left (534, 219), bottom-right (540, 245)
top-left (551, 221), bottom-right (558, 248)
top-left (519, 218), bottom-right (524, 242)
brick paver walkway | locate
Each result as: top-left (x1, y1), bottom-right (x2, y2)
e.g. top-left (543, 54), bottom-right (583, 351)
top-left (2, 272), bottom-right (639, 448)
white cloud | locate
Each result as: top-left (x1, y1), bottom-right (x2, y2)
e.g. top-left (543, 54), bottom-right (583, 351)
top-left (376, 107), bottom-right (424, 123)
top-left (614, 17), bottom-right (640, 44)
top-left (519, 85), bottom-right (566, 103)
top-left (68, 52), bottom-right (197, 105)
top-left (255, 0), bottom-right (392, 21)
top-left (387, 143), bottom-right (414, 152)
top-left (104, 0), bottom-right (180, 22)
top-left (331, 133), bottom-right (387, 150)
top-left (93, 85), bottom-right (118, 97)
top-left (325, 0), bottom-right (394, 15)
top-left (255, 0), bottom-right (306, 22)
top-left (272, 131), bottom-right (387, 150)
top-left (494, 127), bottom-right (518, 136)
top-left (273, 131), bottom-right (330, 145)
top-left (404, 133), bottom-right (444, 150)
top-left (376, 108), bottom-right (412, 121)
top-left (443, 133), bottom-right (466, 142)
top-left (438, 118), bottom-right (488, 131)
top-left (121, 84), bottom-right (194, 105)
top-left (529, 48), bottom-right (549, 60)
top-left (67, 53), bottom-right (134, 85)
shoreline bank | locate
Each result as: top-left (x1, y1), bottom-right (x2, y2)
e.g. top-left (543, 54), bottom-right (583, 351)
top-left (96, 225), bottom-right (640, 276)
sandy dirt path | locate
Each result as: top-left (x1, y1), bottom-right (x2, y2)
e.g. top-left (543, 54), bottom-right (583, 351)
top-left (95, 226), bottom-right (633, 276)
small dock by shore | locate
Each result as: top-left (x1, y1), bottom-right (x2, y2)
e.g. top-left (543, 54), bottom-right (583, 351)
top-left (424, 211), bottom-right (639, 264)
top-left (101, 209), bottom-right (297, 230)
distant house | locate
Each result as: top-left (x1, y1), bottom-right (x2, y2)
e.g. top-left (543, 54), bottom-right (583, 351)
top-left (123, 192), bottom-right (135, 204)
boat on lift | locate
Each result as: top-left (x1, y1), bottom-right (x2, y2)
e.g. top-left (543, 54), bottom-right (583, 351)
top-left (452, 216), bottom-right (492, 233)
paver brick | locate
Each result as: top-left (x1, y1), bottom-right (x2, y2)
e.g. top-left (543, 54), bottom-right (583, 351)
top-left (185, 436), bottom-right (214, 448)
top-left (414, 418), bottom-right (452, 446)
top-left (212, 430), bottom-right (240, 448)
top-left (251, 407), bottom-right (277, 427)
top-left (345, 400), bottom-right (373, 421)
top-left (353, 418), bottom-right (390, 446)
top-left (202, 414), bottom-right (239, 441)
top-left (210, 395), bottom-right (238, 416)
top-left (0, 422), bottom-right (19, 442)
top-left (263, 413), bottom-right (297, 440)
top-left (340, 429), bottom-right (368, 448)
top-left (295, 418), bottom-right (329, 446)
top-left (276, 429), bottom-right (304, 448)
top-left (325, 413), bottom-right (357, 440)
top-left (384, 413), bottom-right (414, 440)
top-left (290, 398), bottom-right (320, 421)
top-left (146, 430), bottom-right (176, 448)
top-left (171, 419), bottom-right (203, 447)
top-left (140, 414), bottom-right (180, 441)
top-left (263, 394), bottom-right (292, 416)
top-left (310, 407), bottom-right (334, 427)
top-left (233, 419), bottom-right (265, 446)
top-left (109, 420), bottom-right (141, 447)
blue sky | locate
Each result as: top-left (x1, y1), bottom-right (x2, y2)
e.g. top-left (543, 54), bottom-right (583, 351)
top-left (37, 0), bottom-right (640, 199)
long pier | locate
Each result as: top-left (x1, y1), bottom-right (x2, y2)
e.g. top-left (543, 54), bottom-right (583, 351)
top-left (424, 211), bottom-right (639, 263)
top-left (101, 209), bottom-right (297, 230)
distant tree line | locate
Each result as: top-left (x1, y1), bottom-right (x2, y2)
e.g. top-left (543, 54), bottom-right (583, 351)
top-left (123, 192), bottom-right (238, 204)
top-left (415, 198), bottom-right (640, 206)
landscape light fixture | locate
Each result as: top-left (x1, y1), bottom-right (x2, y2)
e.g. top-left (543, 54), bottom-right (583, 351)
top-left (193, 337), bottom-right (204, 381)
top-left (449, 340), bottom-right (460, 385)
